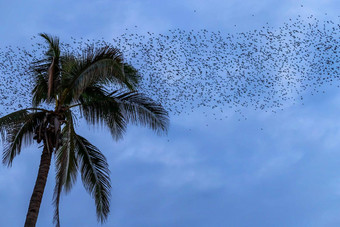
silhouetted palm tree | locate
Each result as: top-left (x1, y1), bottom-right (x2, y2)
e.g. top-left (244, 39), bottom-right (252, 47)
top-left (0, 34), bottom-right (169, 227)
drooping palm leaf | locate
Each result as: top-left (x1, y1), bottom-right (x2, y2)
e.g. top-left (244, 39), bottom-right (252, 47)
top-left (0, 108), bottom-right (47, 139)
top-left (79, 86), bottom-right (127, 140)
top-left (79, 89), bottom-right (168, 140)
top-left (110, 91), bottom-right (169, 134)
top-left (75, 134), bottom-right (111, 223)
top-left (53, 110), bottom-right (78, 227)
top-left (0, 109), bottom-right (29, 135)
top-left (2, 111), bottom-right (46, 166)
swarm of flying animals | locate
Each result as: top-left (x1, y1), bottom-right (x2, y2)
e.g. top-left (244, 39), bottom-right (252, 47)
top-left (0, 15), bottom-right (339, 119)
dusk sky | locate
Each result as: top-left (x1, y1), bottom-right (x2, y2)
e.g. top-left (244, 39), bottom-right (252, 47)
top-left (0, 0), bottom-right (340, 226)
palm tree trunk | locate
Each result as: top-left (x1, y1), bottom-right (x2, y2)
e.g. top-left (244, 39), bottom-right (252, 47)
top-left (24, 146), bottom-right (52, 227)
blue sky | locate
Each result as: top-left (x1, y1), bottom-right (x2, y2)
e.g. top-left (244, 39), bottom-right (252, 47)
top-left (0, 0), bottom-right (340, 226)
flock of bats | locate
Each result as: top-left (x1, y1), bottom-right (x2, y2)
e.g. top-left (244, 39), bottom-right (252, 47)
top-left (0, 15), bottom-right (339, 120)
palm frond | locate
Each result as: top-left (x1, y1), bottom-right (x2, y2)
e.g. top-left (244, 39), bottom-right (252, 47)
top-left (32, 73), bottom-right (48, 107)
top-left (79, 87), bottom-right (127, 140)
top-left (39, 33), bottom-right (60, 59)
top-left (2, 111), bottom-right (46, 166)
top-left (30, 33), bottom-right (61, 104)
top-left (75, 134), bottom-right (111, 223)
top-left (0, 109), bottom-right (29, 135)
top-left (53, 110), bottom-right (78, 227)
top-left (110, 91), bottom-right (169, 134)
top-left (61, 45), bottom-right (137, 102)
top-left (78, 89), bottom-right (168, 139)
top-left (0, 108), bottom-right (48, 137)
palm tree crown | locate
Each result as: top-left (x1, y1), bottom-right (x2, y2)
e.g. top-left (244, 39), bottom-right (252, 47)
top-left (0, 33), bottom-right (169, 226)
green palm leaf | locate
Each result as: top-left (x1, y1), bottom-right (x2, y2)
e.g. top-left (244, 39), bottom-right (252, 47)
top-left (61, 46), bottom-right (138, 103)
top-left (75, 134), bottom-right (111, 223)
top-left (0, 108), bottom-right (48, 141)
top-left (79, 86), bottom-right (127, 140)
top-left (2, 111), bottom-right (46, 166)
top-left (31, 33), bottom-right (61, 104)
top-left (39, 33), bottom-right (61, 59)
top-left (32, 73), bottom-right (48, 107)
top-left (53, 111), bottom-right (78, 227)
top-left (0, 109), bottom-right (29, 134)
top-left (78, 87), bottom-right (168, 140)
top-left (111, 91), bottom-right (169, 134)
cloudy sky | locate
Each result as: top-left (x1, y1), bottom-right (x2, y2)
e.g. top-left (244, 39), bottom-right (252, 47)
top-left (0, 0), bottom-right (340, 226)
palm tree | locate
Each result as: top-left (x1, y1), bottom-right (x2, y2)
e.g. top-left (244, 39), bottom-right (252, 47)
top-left (0, 34), bottom-right (169, 227)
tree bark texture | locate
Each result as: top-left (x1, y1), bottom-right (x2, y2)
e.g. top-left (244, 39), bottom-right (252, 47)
top-left (24, 147), bottom-right (52, 227)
